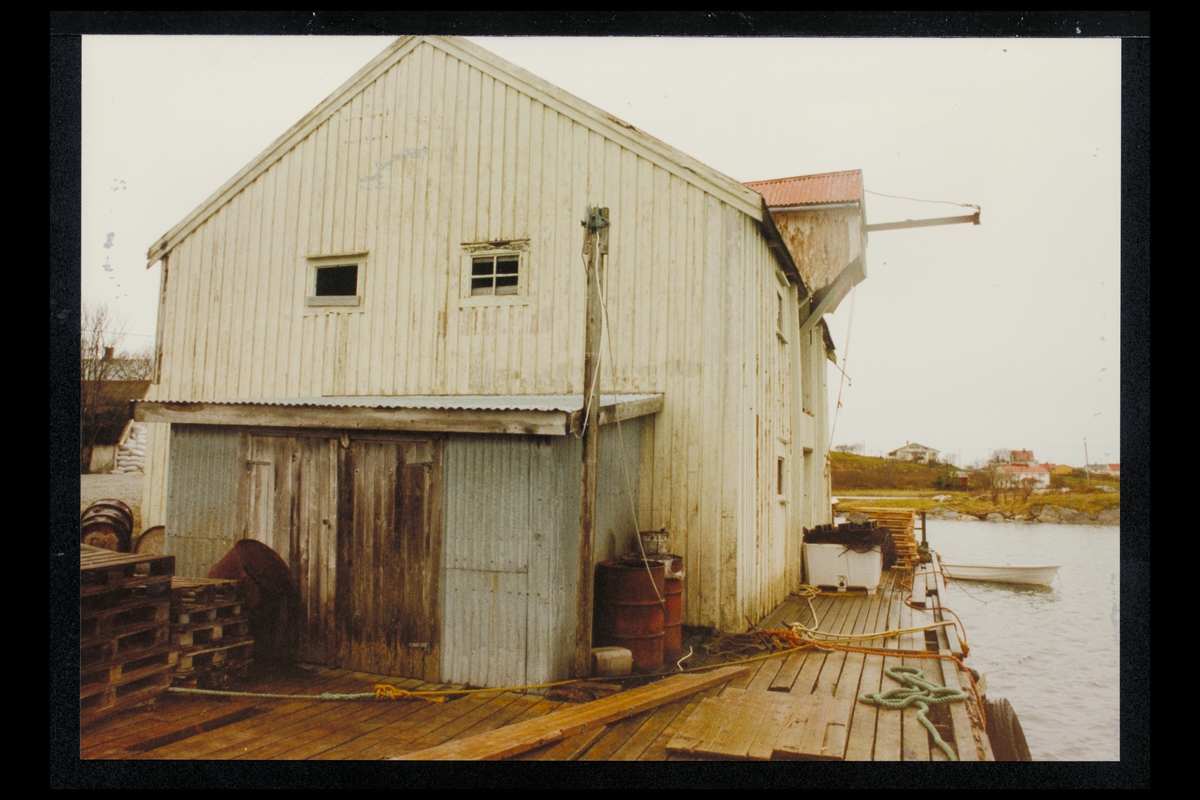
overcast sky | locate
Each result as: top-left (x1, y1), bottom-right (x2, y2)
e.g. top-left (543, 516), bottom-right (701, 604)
top-left (81, 35), bottom-right (1123, 468)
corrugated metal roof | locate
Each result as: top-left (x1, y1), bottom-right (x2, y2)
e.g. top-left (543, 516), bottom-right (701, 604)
top-left (148, 394), bottom-right (659, 412)
top-left (744, 170), bottom-right (863, 208)
top-left (1000, 464), bottom-right (1050, 474)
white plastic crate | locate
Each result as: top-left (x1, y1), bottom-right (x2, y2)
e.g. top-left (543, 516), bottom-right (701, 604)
top-left (804, 542), bottom-right (883, 594)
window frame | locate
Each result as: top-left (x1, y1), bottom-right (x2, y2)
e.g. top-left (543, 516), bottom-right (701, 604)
top-left (775, 270), bottom-right (790, 343)
top-left (459, 240), bottom-right (531, 307)
top-left (305, 252), bottom-right (367, 308)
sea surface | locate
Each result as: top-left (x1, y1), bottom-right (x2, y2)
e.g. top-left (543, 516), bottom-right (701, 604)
top-left (926, 520), bottom-right (1120, 761)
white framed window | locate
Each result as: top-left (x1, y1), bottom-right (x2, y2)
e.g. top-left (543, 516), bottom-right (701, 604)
top-left (775, 270), bottom-right (790, 343)
top-left (460, 240), bottom-right (530, 306)
top-left (306, 252), bottom-right (366, 308)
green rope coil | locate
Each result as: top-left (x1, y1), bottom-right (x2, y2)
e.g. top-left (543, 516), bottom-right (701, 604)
top-left (858, 665), bottom-right (970, 761)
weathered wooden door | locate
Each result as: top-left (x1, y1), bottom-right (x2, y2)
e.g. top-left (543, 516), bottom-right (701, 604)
top-left (241, 433), bottom-right (339, 664)
top-left (336, 437), bottom-right (441, 680)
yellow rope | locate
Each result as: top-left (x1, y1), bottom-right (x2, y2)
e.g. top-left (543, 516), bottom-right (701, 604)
top-left (789, 619), bottom-right (956, 643)
top-left (373, 685), bottom-right (446, 703)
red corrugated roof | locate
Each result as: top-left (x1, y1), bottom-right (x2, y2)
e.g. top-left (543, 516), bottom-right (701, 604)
top-left (1000, 465), bottom-right (1050, 474)
top-left (744, 170), bottom-right (862, 208)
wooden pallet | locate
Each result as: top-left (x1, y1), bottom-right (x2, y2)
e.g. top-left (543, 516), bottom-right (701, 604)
top-left (167, 577), bottom-right (255, 688)
top-left (81, 596), bottom-right (170, 640)
top-left (80, 550), bottom-right (175, 601)
top-left (170, 599), bottom-right (244, 627)
top-left (169, 578), bottom-right (241, 607)
top-left (80, 547), bottom-right (177, 725)
top-left (81, 620), bottom-right (171, 667)
top-left (173, 635), bottom-right (255, 674)
top-left (80, 667), bottom-right (175, 727)
top-left (81, 644), bottom-right (176, 698)
top-left (854, 509), bottom-right (921, 570)
top-left (170, 617), bottom-right (250, 648)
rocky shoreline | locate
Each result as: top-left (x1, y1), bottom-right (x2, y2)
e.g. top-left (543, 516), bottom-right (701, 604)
top-left (927, 504), bottom-right (1120, 526)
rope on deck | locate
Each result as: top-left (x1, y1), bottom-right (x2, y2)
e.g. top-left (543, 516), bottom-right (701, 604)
top-left (166, 687), bottom-right (380, 701)
top-left (166, 685), bottom-right (458, 702)
top-left (857, 665), bottom-right (970, 761)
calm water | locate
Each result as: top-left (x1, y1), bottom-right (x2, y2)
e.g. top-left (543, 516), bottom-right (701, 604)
top-left (925, 520), bottom-right (1120, 761)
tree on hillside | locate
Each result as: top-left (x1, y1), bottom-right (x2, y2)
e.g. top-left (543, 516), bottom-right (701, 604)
top-left (80, 303), bottom-right (152, 472)
top-left (834, 443), bottom-right (864, 455)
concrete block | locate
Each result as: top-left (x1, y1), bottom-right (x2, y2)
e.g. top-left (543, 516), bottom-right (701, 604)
top-left (591, 646), bottom-right (633, 677)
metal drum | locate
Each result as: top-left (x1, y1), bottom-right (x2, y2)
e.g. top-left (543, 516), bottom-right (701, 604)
top-left (134, 525), bottom-right (165, 555)
top-left (80, 499), bottom-right (135, 552)
top-left (594, 560), bottom-right (665, 673)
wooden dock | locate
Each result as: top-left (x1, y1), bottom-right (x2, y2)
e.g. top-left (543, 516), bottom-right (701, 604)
top-left (79, 557), bottom-right (991, 761)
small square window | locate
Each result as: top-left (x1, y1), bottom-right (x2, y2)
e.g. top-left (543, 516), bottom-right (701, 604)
top-left (471, 255), bottom-right (521, 296)
top-left (316, 264), bottom-right (358, 296)
top-left (460, 240), bottom-right (530, 305)
top-left (306, 253), bottom-right (365, 308)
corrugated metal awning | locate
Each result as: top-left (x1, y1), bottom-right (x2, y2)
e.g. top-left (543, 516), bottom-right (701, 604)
top-left (133, 394), bottom-right (664, 437)
top-left (745, 170), bottom-right (863, 208)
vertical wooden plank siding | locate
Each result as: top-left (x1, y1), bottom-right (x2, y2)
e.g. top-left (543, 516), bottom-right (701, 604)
top-left (144, 40), bottom-right (820, 630)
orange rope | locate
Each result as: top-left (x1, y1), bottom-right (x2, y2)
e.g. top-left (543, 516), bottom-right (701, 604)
top-left (902, 569), bottom-right (972, 657)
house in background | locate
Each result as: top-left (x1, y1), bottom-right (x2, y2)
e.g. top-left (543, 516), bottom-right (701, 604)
top-left (134, 36), bottom-right (861, 687)
top-left (998, 464), bottom-right (1051, 490)
top-left (81, 348), bottom-right (152, 473)
top-left (1009, 448), bottom-right (1036, 466)
top-left (886, 442), bottom-right (940, 464)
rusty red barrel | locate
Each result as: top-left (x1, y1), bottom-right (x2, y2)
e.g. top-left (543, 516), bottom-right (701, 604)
top-left (80, 499), bottom-right (135, 552)
top-left (664, 574), bottom-right (684, 661)
top-left (594, 560), bottom-right (665, 673)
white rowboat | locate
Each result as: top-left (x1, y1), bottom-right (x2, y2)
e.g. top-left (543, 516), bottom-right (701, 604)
top-left (939, 560), bottom-right (1059, 587)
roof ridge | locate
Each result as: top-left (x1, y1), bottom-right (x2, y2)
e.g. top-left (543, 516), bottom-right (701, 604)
top-left (744, 169), bottom-right (862, 187)
top-left (147, 35), bottom-right (765, 266)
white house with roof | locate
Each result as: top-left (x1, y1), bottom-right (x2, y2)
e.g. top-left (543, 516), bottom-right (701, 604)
top-left (998, 464), bottom-right (1051, 489)
top-left (886, 442), bottom-right (940, 464)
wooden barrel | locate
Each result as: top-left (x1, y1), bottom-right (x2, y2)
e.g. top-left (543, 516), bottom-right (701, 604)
top-left (663, 574), bottom-right (683, 661)
top-left (594, 560), bottom-right (665, 673)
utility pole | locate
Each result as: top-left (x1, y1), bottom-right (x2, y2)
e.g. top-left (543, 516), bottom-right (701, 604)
top-left (1083, 437), bottom-right (1091, 487)
top-left (575, 206), bottom-right (609, 679)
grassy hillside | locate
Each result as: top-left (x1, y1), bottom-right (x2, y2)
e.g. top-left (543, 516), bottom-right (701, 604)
top-left (830, 452), bottom-right (1119, 519)
top-left (831, 452), bottom-right (962, 491)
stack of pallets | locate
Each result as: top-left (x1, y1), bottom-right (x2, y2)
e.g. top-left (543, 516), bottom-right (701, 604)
top-left (169, 578), bottom-right (255, 688)
top-left (79, 546), bottom-right (176, 726)
top-left (854, 508), bottom-right (921, 570)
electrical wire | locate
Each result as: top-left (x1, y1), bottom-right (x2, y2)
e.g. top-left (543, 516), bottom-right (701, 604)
top-left (864, 189), bottom-right (980, 211)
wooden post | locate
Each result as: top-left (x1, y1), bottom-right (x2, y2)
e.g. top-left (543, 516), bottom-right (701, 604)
top-left (575, 206), bottom-right (608, 679)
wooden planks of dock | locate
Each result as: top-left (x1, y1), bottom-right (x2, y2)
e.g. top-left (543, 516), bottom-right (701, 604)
top-left (79, 567), bottom-right (991, 761)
